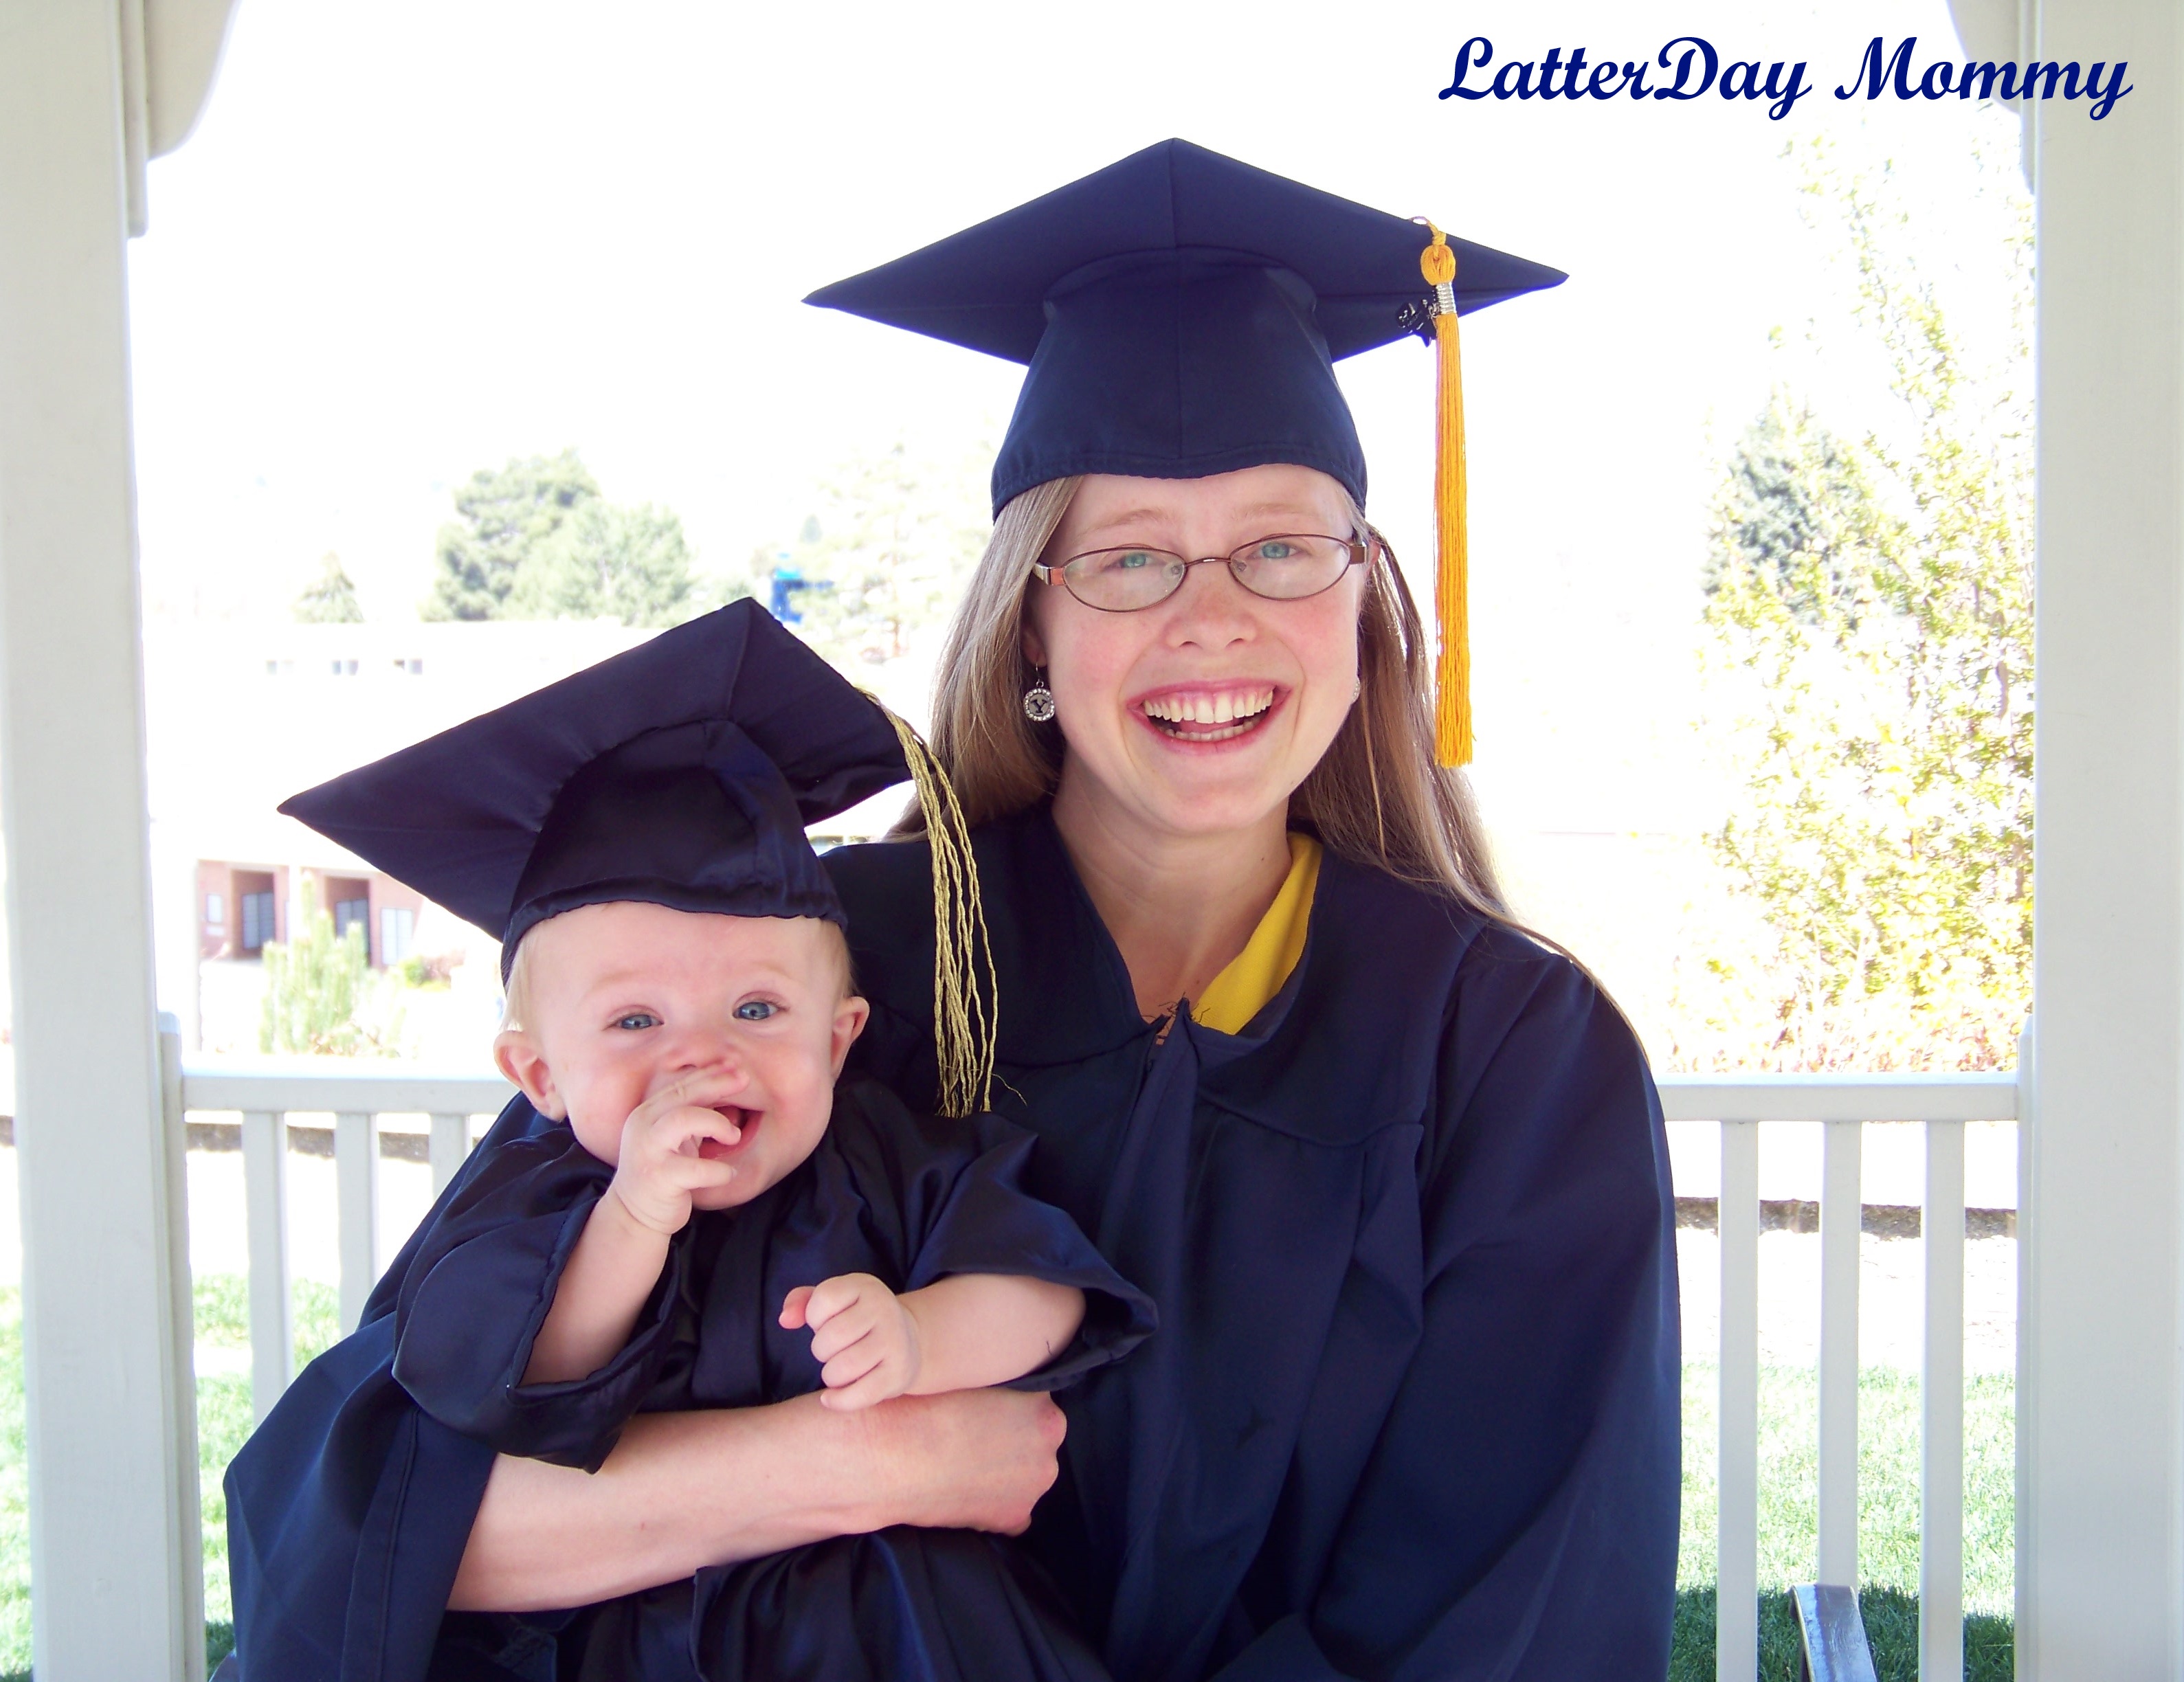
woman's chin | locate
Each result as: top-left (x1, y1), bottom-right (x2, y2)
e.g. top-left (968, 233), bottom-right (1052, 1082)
top-left (1125, 772), bottom-right (1299, 842)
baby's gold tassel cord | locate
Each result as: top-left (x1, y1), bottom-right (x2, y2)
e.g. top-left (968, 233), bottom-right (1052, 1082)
top-left (878, 706), bottom-right (998, 1118)
top-left (1421, 225), bottom-right (1471, 768)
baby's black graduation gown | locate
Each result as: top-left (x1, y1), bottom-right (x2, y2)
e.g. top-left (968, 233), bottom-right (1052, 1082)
top-left (823, 807), bottom-right (1682, 1681)
top-left (220, 1079), bottom-right (1148, 1682)
top-left (390, 1075), bottom-right (1150, 1681)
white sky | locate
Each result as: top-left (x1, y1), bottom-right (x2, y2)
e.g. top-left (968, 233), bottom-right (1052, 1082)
top-left (125, 0), bottom-right (2025, 839)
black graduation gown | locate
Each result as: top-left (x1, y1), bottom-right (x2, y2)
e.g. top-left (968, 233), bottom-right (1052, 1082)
top-left (390, 1078), bottom-right (1151, 1471)
top-left (225, 1080), bottom-right (1150, 1682)
top-left (823, 809), bottom-right (1681, 1681)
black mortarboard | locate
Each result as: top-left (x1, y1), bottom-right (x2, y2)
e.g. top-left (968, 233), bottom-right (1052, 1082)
top-left (805, 139), bottom-right (1566, 765)
top-left (278, 601), bottom-right (909, 971)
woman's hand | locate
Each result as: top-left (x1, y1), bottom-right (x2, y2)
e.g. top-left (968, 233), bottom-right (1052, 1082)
top-left (857, 1385), bottom-right (1067, 1534)
top-left (448, 1386), bottom-right (1065, 1610)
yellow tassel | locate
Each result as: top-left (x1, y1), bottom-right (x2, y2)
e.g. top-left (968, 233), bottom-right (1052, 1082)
top-left (1420, 225), bottom-right (1471, 767)
top-left (874, 702), bottom-right (996, 1117)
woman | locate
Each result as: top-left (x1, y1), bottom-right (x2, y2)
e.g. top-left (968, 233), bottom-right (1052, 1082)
top-left (225, 140), bottom-right (1678, 1681)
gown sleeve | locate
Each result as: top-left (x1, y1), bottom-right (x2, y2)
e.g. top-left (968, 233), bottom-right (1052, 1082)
top-left (1212, 932), bottom-right (1681, 1681)
top-left (389, 1127), bottom-right (692, 1472)
top-left (834, 1081), bottom-right (1159, 1391)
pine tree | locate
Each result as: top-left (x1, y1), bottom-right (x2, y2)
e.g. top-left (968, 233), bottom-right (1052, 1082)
top-left (293, 552), bottom-right (366, 623)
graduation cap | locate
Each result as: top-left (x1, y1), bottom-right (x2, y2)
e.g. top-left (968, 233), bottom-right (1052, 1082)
top-left (279, 601), bottom-right (995, 1114)
top-left (806, 138), bottom-right (1565, 765)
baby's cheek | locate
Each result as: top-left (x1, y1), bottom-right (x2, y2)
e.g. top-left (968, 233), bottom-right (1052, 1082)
top-left (564, 1106), bottom-right (625, 1167)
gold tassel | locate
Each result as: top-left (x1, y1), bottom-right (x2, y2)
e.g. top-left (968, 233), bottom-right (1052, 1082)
top-left (1420, 224), bottom-right (1471, 767)
top-left (875, 703), bottom-right (997, 1117)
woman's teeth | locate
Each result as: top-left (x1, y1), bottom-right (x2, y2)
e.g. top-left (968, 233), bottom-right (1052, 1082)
top-left (1141, 688), bottom-right (1276, 740)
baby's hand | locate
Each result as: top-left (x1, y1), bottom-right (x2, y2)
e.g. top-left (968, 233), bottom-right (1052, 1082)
top-left (605, 1075), bottom-right (744, 1235)
top-left (779, 1272), bottom-right (922, 1411)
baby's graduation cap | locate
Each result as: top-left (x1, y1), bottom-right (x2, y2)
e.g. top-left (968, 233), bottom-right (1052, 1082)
top-left (278, 601), bottom-right (996, 1115)
top-left (806, 138), bottom-right (1564, 766)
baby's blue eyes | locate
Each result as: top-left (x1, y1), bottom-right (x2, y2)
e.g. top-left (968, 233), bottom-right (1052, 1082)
top-left (608, 1002), bottom-right (777, 1030)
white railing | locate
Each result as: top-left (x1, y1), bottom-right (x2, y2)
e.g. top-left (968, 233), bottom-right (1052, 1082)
top-left (173, 1054), bottom-right (2018, 1680)
top-left (179, 1056), bottom-right (515, 1422)
top-left (1660, 1074), bottom-right (2019, 1682)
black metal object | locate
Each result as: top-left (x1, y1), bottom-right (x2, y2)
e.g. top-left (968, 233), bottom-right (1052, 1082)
top-left (1792, 1583), bottom-right (1880, 1682)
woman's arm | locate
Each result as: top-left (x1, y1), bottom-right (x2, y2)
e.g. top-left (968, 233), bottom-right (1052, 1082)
top-left (448, 1383), bottom-right (1069, 1611)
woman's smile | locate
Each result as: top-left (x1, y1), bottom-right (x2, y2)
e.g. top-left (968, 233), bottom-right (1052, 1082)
top-left (1132, 682), bottom-right (1286, 746)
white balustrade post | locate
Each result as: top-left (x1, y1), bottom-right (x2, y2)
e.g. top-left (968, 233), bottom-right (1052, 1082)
top-left (335, 1111), bottom-right (379, 1334)
top-left (241, 1112), bottom-right (293, 1422)
top-left (0, 6), bottom-right (194, 1672)
top-left (430, 1112), bottom-right (471, 1196)
top-left (1717, 1119), bottom-right (1760, 1682)
top-left (1816, 1119), bottom-right (1862, 1587)
top-left (2023, 0), bottom-right (2184, 1674)
top-left (1921, 1119), bottom-right (1965, 1681)
top-left (159, 1016), bottom-right (205, 1682)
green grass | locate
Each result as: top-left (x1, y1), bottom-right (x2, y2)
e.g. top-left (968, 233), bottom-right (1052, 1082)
top-left (1673, 1362), bottom-right (2017, 1679)
top-left (0, 1299), bottom-right (2018, 1678)
top-left (0, 1276), bottom-right (339, 1679)
top-left (192, 1272), bottom-right (341, 1644)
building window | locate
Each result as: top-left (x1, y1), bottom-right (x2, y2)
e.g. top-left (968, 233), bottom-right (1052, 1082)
top-left (327, 875), bottom-right (372, 957)
top-left (265, 660), bottom-right (294, 677)
top-left (381, 906), bottom-right (416, 965)
top-left (331, 658), bottom-right (359, 677)
top-left (393, 658), bottom-right (423, 675)
top-left (204, 891), bottom-right (224, 932)
top-left (240, 890), bottom-right (276, 953)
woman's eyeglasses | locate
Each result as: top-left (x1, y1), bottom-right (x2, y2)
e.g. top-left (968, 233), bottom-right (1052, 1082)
top-left (1032, 532), bottom-right (1374, 614)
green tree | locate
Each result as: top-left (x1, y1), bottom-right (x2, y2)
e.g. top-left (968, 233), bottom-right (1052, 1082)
top-left (505, 499), bottom-right (700, 627)
top-left (294, 552), bottom-right (366, 623)
top-left (422, 449), bottom-right (600, 621)
top-left (1698, 142), bottom-right (2033, 1071)
top-left (784, 442), bottom-right (988, 666)
top-left (258, 887), bottom-right (401, 1057)
top-left (1702, 395), bottom-right (1874, 625)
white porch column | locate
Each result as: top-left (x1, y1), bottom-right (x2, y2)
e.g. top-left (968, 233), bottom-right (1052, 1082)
top-left (0, 4), bottom-right (196, 1678)
top-left (2022, 0), bottom-right (2184, 1675)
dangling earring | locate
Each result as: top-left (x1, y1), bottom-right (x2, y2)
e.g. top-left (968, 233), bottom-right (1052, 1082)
top-left (1023, 667), bottom-right (1056, 723)
top-left (1351, 673), bottom-right (1363, 703)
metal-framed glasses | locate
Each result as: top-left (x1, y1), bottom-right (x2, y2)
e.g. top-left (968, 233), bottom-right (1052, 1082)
top-left (1032, 532), bottom-right (1373, 614)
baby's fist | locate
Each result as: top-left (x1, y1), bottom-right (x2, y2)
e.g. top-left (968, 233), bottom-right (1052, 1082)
top-left (779, 1272), bottom-right (921, 1411)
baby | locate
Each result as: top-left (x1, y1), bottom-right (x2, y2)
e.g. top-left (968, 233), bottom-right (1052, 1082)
top-left (495, 898), bottom-right (1082, 1416)
top-left (278, 601), bottom-right (1149, 1682)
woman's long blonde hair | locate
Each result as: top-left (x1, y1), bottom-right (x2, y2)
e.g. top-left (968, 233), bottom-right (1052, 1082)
top-left (895, 476), bottom-right (1507, 919)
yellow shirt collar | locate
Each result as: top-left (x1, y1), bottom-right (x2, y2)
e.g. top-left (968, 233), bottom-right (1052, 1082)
top-left (1191, 834), bottom-right (1323, 1035)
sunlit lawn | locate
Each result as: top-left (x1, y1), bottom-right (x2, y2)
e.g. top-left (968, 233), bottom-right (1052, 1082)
top-left (1671, 1362), bottom-right (2016, 1681)
top-left (0, 1279), bottom-right (340, 1679)
top-left (0, 1293), bottom-right (2014, 1679)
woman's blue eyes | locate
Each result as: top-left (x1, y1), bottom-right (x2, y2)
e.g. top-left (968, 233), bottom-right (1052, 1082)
top-left (1255, 540), bottom-right (1298, 561)
top-left (734, 1000), bottom-right (777, 1022)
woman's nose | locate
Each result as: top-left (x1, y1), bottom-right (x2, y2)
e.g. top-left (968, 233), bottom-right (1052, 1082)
top-left (1160, 559), bottom-right (1258, 643)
